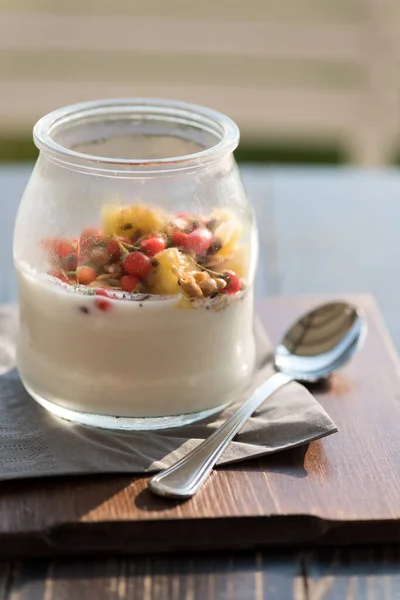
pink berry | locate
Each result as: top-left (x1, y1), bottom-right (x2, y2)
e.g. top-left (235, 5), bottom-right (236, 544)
top-left (80, 228), bottom-right (104, 249)
top-left (185, 228), bottom-right (212, 254)
top-left (94, 289), bottom-right (118, 299)
top-left (224, 270), bottom-right (241, 294)
top-left (107, 239), bottom-right (121, 261)
top-left (172, 231), bottom-right (189, 248)
top-left (54, 239), bottom-right (75, 258)
top-left (42, 238), bottom-right (75, 261)
top-left (122, 251), bottom-right (152, 278)
top-left (140, 235), bottom-right (166, 256)
top-left (95, 297), bottom-right (111, 311)
top-left (121, 275), bottom-right (140, 293)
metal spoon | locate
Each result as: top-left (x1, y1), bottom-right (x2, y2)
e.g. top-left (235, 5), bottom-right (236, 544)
top-left (149, 301), bottom-right (366, 499)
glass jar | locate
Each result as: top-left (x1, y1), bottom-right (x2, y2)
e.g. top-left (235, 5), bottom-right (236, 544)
top-left (13, 98), bottom-right (258, 430)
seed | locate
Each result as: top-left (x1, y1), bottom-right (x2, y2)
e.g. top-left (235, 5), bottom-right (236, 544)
top-left (215, 278), bottom-right (227, 290)
top-left (193, 271), bottom-right (208, 283)
top-left (207, 238), bottom-right (223, 255)
top-left (88, 280), bottom-right (111, 288)
top-left (105, 263), bottom-right (123, 278)
top-left (96, 274), bottom-right (111, 281)
top-left (199, 278), bottom-right (217, 297)
top-left (178, 276), bottom-right (203, 299)
top-left (206, 218), bottom-right (219, 232)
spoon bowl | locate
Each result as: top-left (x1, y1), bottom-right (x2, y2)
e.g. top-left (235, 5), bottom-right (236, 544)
top-left (275, 301), bottom-right (366, 382)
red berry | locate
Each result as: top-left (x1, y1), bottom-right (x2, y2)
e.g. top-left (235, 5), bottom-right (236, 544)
top-left (95, 298), bottom-right (112, 311)
top-left (224, 270), bottom-right (241, 294)
top-left (140, 235), bottom-right (166, 256)
top-left (54, 239), bottom-right (75, 258)
top-left (95, 288), bottom-right (118, 299)
top-left (122, 251), bottom-right (151, 277)
top-left (80, 228), bottom-right (104, 249)
top-left (172, 231), bottom-right (189, 248)
top-left (76, 266), bottom-right (97, 285)
top-left (185, 228), bottom-right (212, 254)
top-left (107, 239), bottom-right (121, 261)
top-left (121, 275), bottom-right (140, 293)
top-left (42, 238), bottom-right (75, 260)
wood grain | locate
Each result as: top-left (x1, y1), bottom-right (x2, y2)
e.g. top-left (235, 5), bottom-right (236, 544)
top-left (0, 554), bottom-right (306, 600)
top-left (304, 546), bottom-right (400, 600)
top-left (1, 547), bottom-right (400, 600)
top-left (0, 295), bottom-right (400, 558)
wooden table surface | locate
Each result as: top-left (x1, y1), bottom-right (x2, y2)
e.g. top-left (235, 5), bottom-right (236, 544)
top-left (1, 164), bottom-right (400, 598)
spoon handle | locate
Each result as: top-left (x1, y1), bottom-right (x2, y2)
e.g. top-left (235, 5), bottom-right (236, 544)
top-left (148, 371), bottom-right (292, 499)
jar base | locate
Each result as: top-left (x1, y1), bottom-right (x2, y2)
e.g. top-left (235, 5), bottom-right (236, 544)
top-left (25, 382), bottom-right (231, 431)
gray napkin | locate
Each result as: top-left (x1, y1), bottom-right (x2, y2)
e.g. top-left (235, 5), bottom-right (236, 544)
top-left (0, 305), bottom-right (337, 482)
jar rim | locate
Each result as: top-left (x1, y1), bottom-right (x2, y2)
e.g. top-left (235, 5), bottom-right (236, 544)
top-left (33, 98), bottom-right (240, 172)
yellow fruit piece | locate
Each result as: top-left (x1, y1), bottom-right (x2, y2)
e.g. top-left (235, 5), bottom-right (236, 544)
top-left (148, 248), bottom-right (191, 296)
top-left (211, 208), bottom-right (243, 259)
top-left (101, 203), bottom-right (168, 237)
top-left (220, 244), bottom-right (250, 278)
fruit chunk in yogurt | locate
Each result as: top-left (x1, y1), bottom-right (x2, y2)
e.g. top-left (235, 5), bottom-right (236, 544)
top-left (16, 203), bottom-right (256, 418)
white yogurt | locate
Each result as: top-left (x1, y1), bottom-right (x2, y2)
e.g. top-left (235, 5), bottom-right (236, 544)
top-left (16, 266), bottom-right (256, 419)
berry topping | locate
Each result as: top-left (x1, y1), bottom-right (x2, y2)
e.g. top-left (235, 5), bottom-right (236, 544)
top-left (223, 270), bottom-right (241, 294)
top-left (80, 228), bottom-right (104, 249)
top-left (42, 238), bottom-right (75, 260)
top-left (107, 239), bottom-right (121, 261)
top-left (95, 288), bottom-right (118, 299)
top-left (95, 298), bottom-right (112, 312)
top-left (122, 251), bottom-right (152, 278)
top-left (185, 228), bottom-right (212, 254)
top-left (171, 231), bottom-right (189, 248)
top-left (140, 235), bottom-right (166, 256)
top-left (54, 239), bottom-right (75, 258)
top-left (121, 275), bottom-right (140, 293)
top-left (42, 204), bottom-right (246, 304)
top-left (76, 266), bottom-right (97, 285)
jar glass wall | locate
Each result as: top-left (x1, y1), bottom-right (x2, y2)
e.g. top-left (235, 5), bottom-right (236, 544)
top-left (13, 99), bottom-right (258, 430)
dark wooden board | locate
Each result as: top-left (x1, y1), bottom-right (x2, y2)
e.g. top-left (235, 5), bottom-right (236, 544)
top-left (1, 295), bottom-right (400, 558)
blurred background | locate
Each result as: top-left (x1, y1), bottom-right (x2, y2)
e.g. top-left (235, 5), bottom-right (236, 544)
top-left (2, 0), bottom-right (400, 166)
top-left (3, 0), bottom-right (400, 340)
